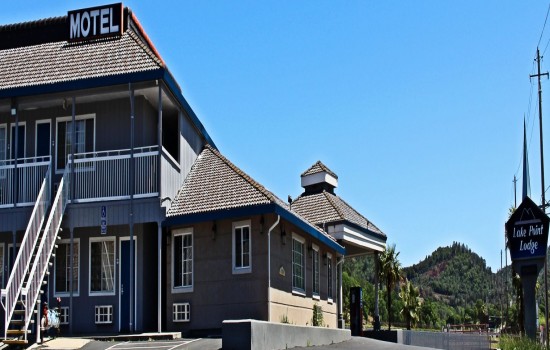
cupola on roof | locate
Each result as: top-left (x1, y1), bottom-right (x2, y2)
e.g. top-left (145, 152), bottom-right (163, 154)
top-left (301, 161), bottom-right (338, 194)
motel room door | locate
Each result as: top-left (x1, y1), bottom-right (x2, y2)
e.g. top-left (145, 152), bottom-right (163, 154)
top-left (119, 238), bottom-right (136, 333)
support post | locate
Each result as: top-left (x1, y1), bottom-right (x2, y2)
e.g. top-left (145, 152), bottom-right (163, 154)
top-left (12, 99), bottom-right (18, 206)
top-left (129, 84), bottom-right (135, 333)
top-left (337, 257), bottom-right (344, 329)
top-left (69, 227), bottom-right (74, 335)
top-left (157, 222), bottom-right (162, 333)
top-left (374, 252), bottom-right (381, 331)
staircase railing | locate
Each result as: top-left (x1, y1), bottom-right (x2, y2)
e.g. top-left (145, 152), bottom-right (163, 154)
top-left (0, 165), bottom-right (50, 339)
top-left (21, 171), bottom-right (68, 340)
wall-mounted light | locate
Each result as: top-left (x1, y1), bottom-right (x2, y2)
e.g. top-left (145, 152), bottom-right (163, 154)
top-left (211, 221), bottom-right (217, 240)
top-left (10, 107), bottom-right (16, 116)
top-left (280, 224), bottom-right (286, 245)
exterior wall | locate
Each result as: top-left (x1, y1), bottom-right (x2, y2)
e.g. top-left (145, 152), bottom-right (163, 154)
top-left (166, 213), bottom-right (339, 334)
top-left (47, 223), bottom-right (159, 335)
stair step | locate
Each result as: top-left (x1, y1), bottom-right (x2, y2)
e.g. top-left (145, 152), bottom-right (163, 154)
top-left (3, 339), bottom-right (29, 345)
top-left (7, 329), bottom-right (29, 335)
top-left (10, 320), bottom-right (23, 325)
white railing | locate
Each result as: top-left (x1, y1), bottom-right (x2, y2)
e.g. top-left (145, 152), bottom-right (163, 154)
top-left (21, 172), bottom-right (68, 341)
top-left (160, 147), bottom-right (181, 206)
top-left (0, 156), bottom-right (49, 208)
top-left (1, 164), bottom-right (50, 339)
top-left (69, 146), bottom-right (159, 203)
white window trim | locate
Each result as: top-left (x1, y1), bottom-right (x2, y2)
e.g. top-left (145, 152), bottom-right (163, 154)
top-left (171, 228), bottom-right (193, 293)
top-left (35, 119), bottom-right (51, 158)
top-left (94, 305), bottom-right (113, 324)
top-left (232, 220), bottom-right (252, 274)
top-left (59, 306), bottom-right (70, 325)
top-left (54, 238), bottom-right (80, 297)
top-left (10, 121), bottom-right (26, 159)
top-left (312, 243), bottom-right (320, 300)
top-left (55, 114), bottom-right (96, 174)
top-left (172, 302), bottom-right (191, 323)
top-left (89, 237), bottom-right (116, 296)
top-left (327, 252), bottom-right (333, 304)
top-left (292, 233), bottom-right (306, 296)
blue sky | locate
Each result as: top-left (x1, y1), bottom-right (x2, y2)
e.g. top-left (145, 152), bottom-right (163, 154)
top-left (2, 1), bottom-right (549, 272)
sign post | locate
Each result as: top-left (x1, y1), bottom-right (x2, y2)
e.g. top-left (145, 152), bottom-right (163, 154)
top-left (506, 196), bottom-right (550, 339)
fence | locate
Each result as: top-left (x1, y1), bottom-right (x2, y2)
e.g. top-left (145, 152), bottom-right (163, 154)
top-left (400, 330), bottom-right (491, 350)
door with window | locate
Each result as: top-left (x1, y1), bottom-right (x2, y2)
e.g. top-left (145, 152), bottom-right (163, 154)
top-left (10, 123), bottom-right (25, 159)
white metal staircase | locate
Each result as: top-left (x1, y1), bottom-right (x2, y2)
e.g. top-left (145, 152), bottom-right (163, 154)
top-left (0, 167), bottom-right (68, 345)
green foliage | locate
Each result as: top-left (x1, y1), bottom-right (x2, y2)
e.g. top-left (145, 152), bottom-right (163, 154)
top-left (312, 303), bottom-right (324, 327)
top-left (280, 312), bottom-right (290, 324)
top-left (399, 279), bottom-right (422, 330)
top-left (379, 244), bottom-right (402, 330)
top-left (499, 335), bottom-right (544, 350)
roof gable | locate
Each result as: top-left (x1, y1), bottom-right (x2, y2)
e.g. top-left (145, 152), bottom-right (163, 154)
top-left (301, 161), bottom-right (338, 179)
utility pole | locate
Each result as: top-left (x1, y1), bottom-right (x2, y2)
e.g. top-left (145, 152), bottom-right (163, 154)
top-left (530, 47), bottom-right (549, 347)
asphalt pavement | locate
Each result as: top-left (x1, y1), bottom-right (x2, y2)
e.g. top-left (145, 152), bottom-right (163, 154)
top-left (30, 336), bottom-right (437, 350)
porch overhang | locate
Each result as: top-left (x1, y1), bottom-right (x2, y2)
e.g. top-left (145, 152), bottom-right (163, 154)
top-left (327, 222), bottom-right (386, 257)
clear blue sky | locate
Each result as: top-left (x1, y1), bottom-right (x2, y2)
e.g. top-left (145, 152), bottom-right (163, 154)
top-left (2, 1), bottom-right (549, 272)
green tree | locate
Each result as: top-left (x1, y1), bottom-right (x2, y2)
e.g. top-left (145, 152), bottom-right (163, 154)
top-left (399, 279), bottom-right (422, 330)
top-left (379, 244), bottom-right (402, 330)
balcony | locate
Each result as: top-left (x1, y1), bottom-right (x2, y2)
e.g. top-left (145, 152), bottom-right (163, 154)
top-left (0, 146), bottom-right (181, 208)
top-left (0, 156), bottom-right (50, 208)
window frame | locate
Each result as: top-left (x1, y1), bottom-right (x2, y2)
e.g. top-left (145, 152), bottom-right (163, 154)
top-left (172, 227), bottom-right (193, 293)
top-left (89, 237), bottom-right (116, 296)
top-left (94, 305), bottom-right (113, 324)
top-left (172, 303), bottom-right (191, 322)
top-left (232, 220), bottom-right (252, 274)
top-left (55, 114), bottom-right (95, 174)
top-left (292, 233), bottom-right (306, 296)
top-left (0, 124), bottom-right (6, 162)
top-left (327, 252), bottom-right (333, 303)
top-left (54, 238), bottom-right (80, 297)
top-left (312, 244), bottom-right (320, 299)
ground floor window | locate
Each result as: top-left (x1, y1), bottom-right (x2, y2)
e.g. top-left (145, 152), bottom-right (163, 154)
top-left (94, 305), bottom-right (113, 324)
top-left (55, 239), bottom-right (79, 295)
top-left (312, 244), bottom-right (320, 298)
top-left (173, 228), bottom-right (193, 291)
top-left (59, 306), bottom-right (69, 325)
top-left (327, 253), bottom-right (333, 301)
top-left (173, 303), bottom-right (190, 322)
top-left (90, 238), bottom-right (115, 294)
top-left (233, 220), bottom-right (251, 274)
top-left (292, 234), bottom-right (305, 294)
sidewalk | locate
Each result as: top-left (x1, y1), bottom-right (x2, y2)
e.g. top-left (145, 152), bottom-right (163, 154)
top-left (28, 337), bottom-right (91, 350)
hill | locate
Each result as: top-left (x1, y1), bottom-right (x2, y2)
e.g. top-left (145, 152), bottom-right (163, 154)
top-left (403, 242), bottom-right (494, 307)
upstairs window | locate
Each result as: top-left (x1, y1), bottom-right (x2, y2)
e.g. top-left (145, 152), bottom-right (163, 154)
top-left (233, 220), bottom-right (251, 274)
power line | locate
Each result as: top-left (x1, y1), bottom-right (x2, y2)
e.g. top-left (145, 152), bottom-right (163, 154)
top-left (538, 2), bottom-right (550, 48)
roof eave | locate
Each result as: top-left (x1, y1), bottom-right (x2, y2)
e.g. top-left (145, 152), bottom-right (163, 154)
top-left (325, 219), bottom-right (387, 242)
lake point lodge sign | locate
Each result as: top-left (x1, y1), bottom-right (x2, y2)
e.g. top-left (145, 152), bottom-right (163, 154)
top-left (506, 196), bottom-right (549, 261)
top-left (68, 3), bottom-right (123, 42)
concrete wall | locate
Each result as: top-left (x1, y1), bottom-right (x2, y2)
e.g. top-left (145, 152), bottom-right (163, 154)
top-left (222, 319), bottom-right (351, 350)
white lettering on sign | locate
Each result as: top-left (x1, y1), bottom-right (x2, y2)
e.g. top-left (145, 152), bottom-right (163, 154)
top-left (520, 239), bottom-right (539, 254)
top-left (69, 4), bottom-right (122, 41)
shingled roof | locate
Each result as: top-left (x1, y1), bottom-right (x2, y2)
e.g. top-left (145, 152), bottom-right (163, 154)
top-left (301, 161), bottom-right (338, 179)
top-left (168, 145), bottom-right (284, 217)
top-left (0, 11), bottom-right (163, 91)
top-left (292, 189), bottom-right (385, 238)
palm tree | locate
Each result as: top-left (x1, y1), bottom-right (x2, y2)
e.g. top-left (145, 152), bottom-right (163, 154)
top-left (379, 244), bottom-right (402, 330)
top-left (399, 279), bottom-right (421, 330)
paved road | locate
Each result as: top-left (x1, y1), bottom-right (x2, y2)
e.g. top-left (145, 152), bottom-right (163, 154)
top-left (37, 336), bottom-right (437, 350)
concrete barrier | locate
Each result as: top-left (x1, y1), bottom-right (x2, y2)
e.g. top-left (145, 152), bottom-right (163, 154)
top-left (222, 319), bottom-right (351, 350)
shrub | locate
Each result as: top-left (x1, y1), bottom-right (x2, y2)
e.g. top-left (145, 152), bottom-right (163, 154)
top-left (312, 303), bottom-right (324, 327)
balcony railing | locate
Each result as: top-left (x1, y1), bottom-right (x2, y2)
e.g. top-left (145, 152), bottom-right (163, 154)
top-left (68, 146), bottom-right (159, 203)
top-left (0, 156), bottom-right (50, 208)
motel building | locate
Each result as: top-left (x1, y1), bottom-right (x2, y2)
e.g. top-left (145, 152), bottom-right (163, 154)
top-left (0, 3), bottom-right (387, 345)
